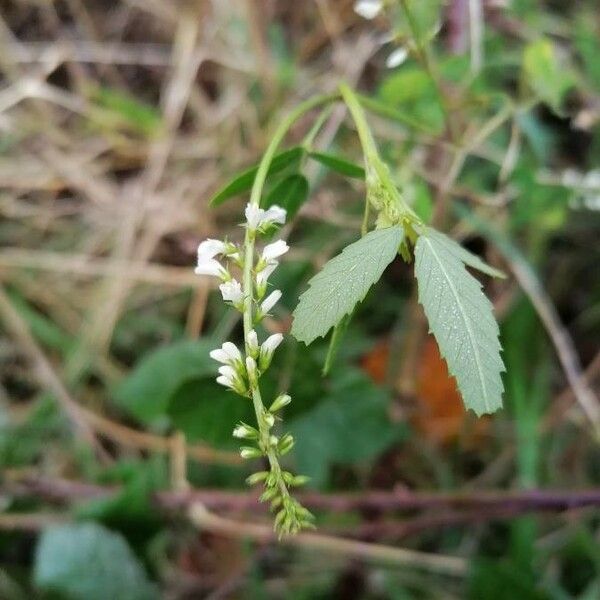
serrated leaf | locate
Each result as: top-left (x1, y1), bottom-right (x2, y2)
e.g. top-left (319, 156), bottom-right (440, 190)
top-left (264, 173), bottom-right (309, 219)
top-left (414, 229), bottom-right (505, 415)
top-left (292, 226), bottom-right (403, 344)
top-left (308, 151), bottom-right (365, 179)
top-left (209, 146), bottom-right (304, 206)
top-left (418, 227), bottom-right (506, 278)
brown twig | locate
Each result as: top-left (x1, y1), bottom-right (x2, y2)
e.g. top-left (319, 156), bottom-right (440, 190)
top-left (187, 503), bottom-right (467, 575)
top-left (7, 473), bottom-right (600, 517)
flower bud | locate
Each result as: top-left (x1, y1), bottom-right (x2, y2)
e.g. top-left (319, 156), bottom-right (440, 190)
top-left (246, 330), bottom-right (259, 358)
top-left (269, 393), bottom-right (291, 413)
top-left (246, 471), bottom-right (269, 485)
top-left (278, 433), bottom-right (295, 455)
top-left (262, 411), bottom-right (275, 429)
top-left (245, 356), bottom-right (258, 386)
top-left (240, 446), bottom-right (262, 459)
top-left (232, 422), bottom-right (258, 439)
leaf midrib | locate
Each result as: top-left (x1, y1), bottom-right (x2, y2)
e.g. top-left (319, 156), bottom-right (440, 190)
top-left (421, 236), bottom-right (490, 412)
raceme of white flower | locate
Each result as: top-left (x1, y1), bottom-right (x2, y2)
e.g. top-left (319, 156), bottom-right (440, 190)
top-left (195, 201), bottom-right (313, 536)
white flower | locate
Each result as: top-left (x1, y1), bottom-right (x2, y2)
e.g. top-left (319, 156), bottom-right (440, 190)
top-left (197, 238), bottom-right (226, 259)
top-left (264, 205), bottom-right (286, 225)
top-left (386, 47), bottom-right (408, 69)
top-left (245, 203), bottom-right (264, 230)
top-left (209, 341), bottom-right (242, 365)
top-left (259, 333), bottom-right (283, 370)
top-left (195, 258), bottom-right (228, 279)
top-left (216, 364), bottom-right (246, 395)
top-left (262, 333), bottom-right (284, 354)
top-left (256, 261), bottom-right (278, 288)
top-left (260, 290), bottom-right (281, 314)
top-left (244, 203), bottom-right (287, 231)
top-left (262, 240), bottom-right (289, 261)
top-left (354, 0), bottom-right (383, 20)
top-left (219, 279), bottom-right (243, 303)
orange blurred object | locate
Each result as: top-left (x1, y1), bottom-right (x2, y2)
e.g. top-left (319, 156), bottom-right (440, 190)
top-left (361, 336), bottom-right (488, 444)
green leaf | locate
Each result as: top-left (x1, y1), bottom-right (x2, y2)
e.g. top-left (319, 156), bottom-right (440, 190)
top-left (209, 146), bottom-right (304, 206)
top-left (290, 369), bottom-right (405, 487)
top-left (34, 523), bottom-right (158, 600)
top-left (291, 226), bottom-right (403, 344)
top-left (414, 228), bottom-right (505, 415)
top-left (308, 151), bottom-right (365, 179)
top-left (168, 379), bottom-right (254, 447)
top-left (264, 173), bottom-right (309, 219)
top-left (420, 227), bottom-right (506, 279)
top-left (113, 339), bottom-right (217, 423)
top-left (522, 38), bottom-right (574, 113)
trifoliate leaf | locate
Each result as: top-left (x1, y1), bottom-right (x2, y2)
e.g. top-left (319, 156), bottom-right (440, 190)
top-left (414, 229), bottom-right (505, 415)
top-left (291, 226), bottom-right (403, 344)
top-left (417, 227), bottom-right (506, 279)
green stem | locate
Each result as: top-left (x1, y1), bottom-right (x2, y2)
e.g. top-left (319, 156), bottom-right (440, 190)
top-left (397, 0), bottom-right (457, 143)
top-left (249, 93), bottom-right (339, 208)
top-left (339, 82), bottom-right (379, 163)
top-left (340, 83), bottom-right (419, 222)
top-left (242, 92), bottom-right (338, 513)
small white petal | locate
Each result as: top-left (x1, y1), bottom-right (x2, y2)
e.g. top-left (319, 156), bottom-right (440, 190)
top-left (256, 261), bottom-right (278, 286)
top-left (262, 240), bottom-right (289, 261)
top-left (216, 375), bottom-right (233, 388)
top-left (264, 205), bottom-right (286, 225)
top-left (354, 0), bottom-right (383, 20)
top-left (209, 348), bottom-right (229, 364)
top-left (245, 203), bottom-right (265, 230)
top-left (386, 47), bottom-right (408, 68)
top-left (218, 365), bottom-right (237, 379)
top-left (197, 239), bottom-right (226, 259)
top-left (222, 342), bottom-right (242, 362)
top-left (261, 289), bottom-right (282, 314)
top-left (195, 258), bottom-right (227, 278)
top-left (262, 333), bottom-right (284, 354)
top-left (219, 279), bottom-right (243, 303)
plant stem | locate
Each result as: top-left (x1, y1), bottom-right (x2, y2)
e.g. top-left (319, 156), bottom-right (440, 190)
top-left (242, 92), bottom-right (338, 508)
top-left (397, 0), bottom-right (458, 143)
top-left (339, 83), bottom-right (419, 222)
